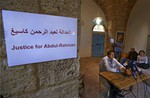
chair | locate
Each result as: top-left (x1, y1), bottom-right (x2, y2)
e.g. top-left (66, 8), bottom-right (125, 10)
top-left (99, 62), bottom-right (110, 98)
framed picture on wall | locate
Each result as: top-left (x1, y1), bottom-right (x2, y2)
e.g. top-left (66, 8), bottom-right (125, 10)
top-left (116, 31), bottom-right (125, 45)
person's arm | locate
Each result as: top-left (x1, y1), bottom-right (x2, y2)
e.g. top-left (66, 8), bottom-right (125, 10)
top-left (114, 58), bottom-right (124, 68)
top-left (103, 58), bottom-right (119, 72)
top-left (137, 55), bottom-right (140, 63)
top-left (145, 56), bottom-right (148, 64)
top-left (114, 59), bottom-right (126, 72)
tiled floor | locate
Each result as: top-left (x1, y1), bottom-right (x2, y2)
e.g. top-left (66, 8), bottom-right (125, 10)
top-left (80, 57), bottom-right (150, 98)
top-left (80, 57), bottom-right (101, 98)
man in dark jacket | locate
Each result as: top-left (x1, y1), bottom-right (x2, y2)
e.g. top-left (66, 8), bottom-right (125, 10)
top-left (127, 48), bottom-right (138, 61)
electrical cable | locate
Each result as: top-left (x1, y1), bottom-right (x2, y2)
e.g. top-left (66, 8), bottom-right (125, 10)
top-left (139, 72), bottom-right (150, 98)
top-left (143, 76), bottom-right (147, 98)
top-left (146, 84), bottom-right (150, 96)
top-left (138, 73), bottom-right (145, 98)
top-left (110, 74), bottom-right (126, 82)
top-left (109, 75), bottom-right (126, 98)
top-left (138, 72), bottom-right (147, 98)
top-left (136, 79), bottom-right (138, 98)
top-left (145, 80), bottom-right (150, 97)
top-left (104, 91), bottom-right (108, 98)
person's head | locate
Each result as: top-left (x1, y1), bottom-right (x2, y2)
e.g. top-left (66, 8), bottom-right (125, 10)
top-left (139, 50), bottom-right (145, 56)
top-left (107, 51), bottom-right (114, 60)
top-left (130, 48), bottom-right (135, 52)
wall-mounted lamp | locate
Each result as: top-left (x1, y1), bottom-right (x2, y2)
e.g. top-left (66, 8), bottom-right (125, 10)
top-left (93, 17), bottom-right (105, 32)
top-left (110, 38), bottom-right (114, 44)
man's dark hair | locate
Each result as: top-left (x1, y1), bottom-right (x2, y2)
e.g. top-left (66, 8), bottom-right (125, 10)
top-left (107, 51), bottom-right (114, 56)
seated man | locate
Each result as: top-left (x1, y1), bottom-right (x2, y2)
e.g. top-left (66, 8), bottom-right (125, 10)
top-left (100, 51), bottom-right (125, 73)
top-left (100, 51), bottom-right (125, 98)
top-left (127, 48), bottom-right (138, 61)
top-left (121, 48), bottom-right (138, 68)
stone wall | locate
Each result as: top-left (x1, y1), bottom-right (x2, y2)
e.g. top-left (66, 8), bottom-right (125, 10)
top-left (0, 0), bottom-right (81, 98)
top-left (93, 0), bottom-right (137, 51)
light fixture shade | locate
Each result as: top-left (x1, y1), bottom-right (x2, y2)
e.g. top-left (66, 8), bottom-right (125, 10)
top-left (93, 17), bottom-right (103, 25)
top-left (93, 24), bottom-right (105, 32)
top-left (110, 38), bottom-right (114, 43)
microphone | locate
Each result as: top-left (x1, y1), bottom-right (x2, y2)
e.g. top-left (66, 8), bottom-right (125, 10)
top-left (133, 61), bottom-right (142, 75)
top-left (131, 70), bottom-right (137, 80)
top-left (128, 61), bottom-right (137, 79)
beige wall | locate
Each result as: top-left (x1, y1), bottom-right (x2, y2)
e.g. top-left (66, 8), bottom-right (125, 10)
top-left (125, 0), bottom-right (150, 53)
top-left (80, 0), bottom-right (106, 57)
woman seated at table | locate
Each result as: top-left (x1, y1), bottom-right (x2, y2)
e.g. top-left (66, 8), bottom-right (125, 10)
top-left (137, 50), bottom-right (149, 69)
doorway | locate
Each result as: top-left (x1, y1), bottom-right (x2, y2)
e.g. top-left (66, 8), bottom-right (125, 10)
top-left (146, 35), bottom-right (150, 56)
top-left (92, 33), bottom-right (105, 57)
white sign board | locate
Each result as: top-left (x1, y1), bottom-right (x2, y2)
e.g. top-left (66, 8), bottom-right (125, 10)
top-left (2, 10), bottom-right (77, 66)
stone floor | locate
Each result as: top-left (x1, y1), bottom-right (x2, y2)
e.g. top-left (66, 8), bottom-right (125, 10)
top-left (80, 57), bottom-right (150, 98)
top-left (80, 57), bottom-right (100, 98)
